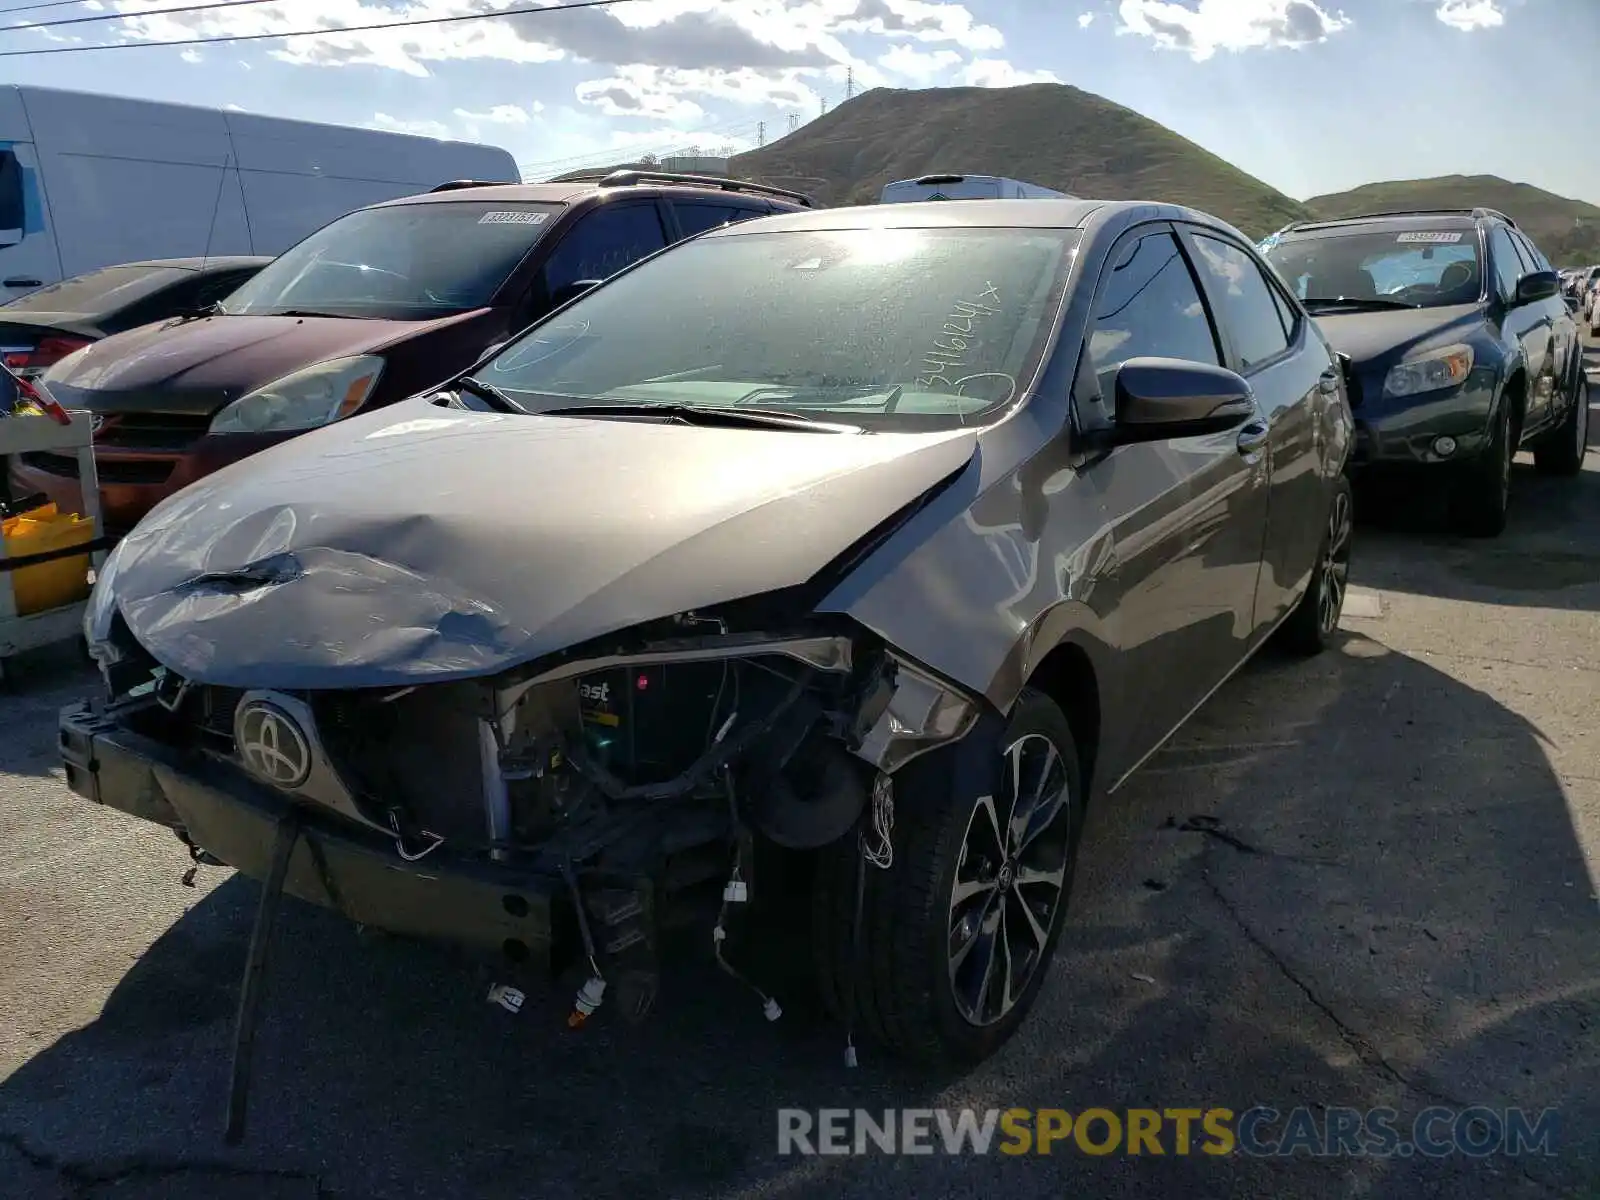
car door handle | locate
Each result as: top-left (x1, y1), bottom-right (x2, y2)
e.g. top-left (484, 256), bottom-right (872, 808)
top-left (2, 277), bottom-right (41, 288)
top-left (1237, 421), bottom-right (1270, 456)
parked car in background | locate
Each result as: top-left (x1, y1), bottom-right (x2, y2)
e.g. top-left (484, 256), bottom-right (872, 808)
top-left (15, 170), bottom-right (814, 535)
top-left (1584, 267), bottom-right (1600, 335)
top-left (0, 257), bottom-right (268, 392)
top-left (879, 174), bottom-right (1077, 202)
top-left (1565, 265), bottom-right (1600, 312)
top-left (65, 198), bottom-right (1353, 1083)
top-left (0, 84), bottom-right (518, 302)
top-left (1265, 207), bottom-right (1587, 536)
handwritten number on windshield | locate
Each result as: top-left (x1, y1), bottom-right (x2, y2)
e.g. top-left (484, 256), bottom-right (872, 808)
top-left (917, 283), bottom-right (1002, 390)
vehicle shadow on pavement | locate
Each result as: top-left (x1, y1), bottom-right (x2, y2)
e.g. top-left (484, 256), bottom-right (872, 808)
top-left (0, 633), bottom-right (1595, 1200)
top-left (1351, 443), bottom-right (1600, 613)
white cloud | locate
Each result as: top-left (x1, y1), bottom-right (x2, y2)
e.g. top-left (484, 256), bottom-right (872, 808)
top-left (1078, 12), bottom-right (1095, 27)
top-left (832, 0), bottom-right (1005, 51)
top-left (1116, 0), bottom-right (1351, 61)
top-left (878, 43), bottom-right (961, 79)
top-left (453, 103), bottom-right (540, 124)
top-left (180, 47), bottom-right (202, 62)
top-left (101, 0), bottom-right (999, 80)
top-left (1435, 0), bottom-right (1503, 31)
top-left (575, 62), bottom-right (827, 121)
top-left (961, 58), bottom-right (1061, 87)
top-left (224, 103), bottom-right (247, 112)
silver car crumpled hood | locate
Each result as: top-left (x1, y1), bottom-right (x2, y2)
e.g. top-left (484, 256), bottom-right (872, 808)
top-left (107, 396), bottom-right (979, 690)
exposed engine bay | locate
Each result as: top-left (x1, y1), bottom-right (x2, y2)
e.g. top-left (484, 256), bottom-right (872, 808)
top-left (88, 599), bottom-right (980, 1036)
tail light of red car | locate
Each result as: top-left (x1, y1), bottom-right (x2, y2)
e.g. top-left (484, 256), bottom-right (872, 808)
top-left (4, 334), bottom-right (93, 378)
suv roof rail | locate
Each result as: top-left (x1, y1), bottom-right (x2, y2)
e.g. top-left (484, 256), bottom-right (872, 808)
top-left (596, 168), bottom-right (816, 208)
top-left (429, 179), bottom-right (509, 193)
top-left (1303, 207), bottom-right (1517, 230)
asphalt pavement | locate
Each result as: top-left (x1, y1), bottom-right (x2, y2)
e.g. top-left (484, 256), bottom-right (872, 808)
top-left (1, 355), bottom-right (1597, 1199)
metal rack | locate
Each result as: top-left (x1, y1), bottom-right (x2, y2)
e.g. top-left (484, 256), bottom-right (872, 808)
top-left (0, 408), bottom-right (108, 680)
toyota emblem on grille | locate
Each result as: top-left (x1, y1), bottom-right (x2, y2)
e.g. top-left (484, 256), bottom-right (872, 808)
top-left (235, 700), bottom-right (312, 788)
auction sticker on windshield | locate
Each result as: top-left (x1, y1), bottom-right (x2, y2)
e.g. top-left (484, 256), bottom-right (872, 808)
top-left (1395, 231), bottom-right (1464, 244)
top-left (479, 211), bottom-right (550, 225)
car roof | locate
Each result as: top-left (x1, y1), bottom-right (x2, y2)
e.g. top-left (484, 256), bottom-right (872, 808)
top-left (373, 182), bottom-right (597, 208)
top-left (1277, 211), bottom-right (1488, 239)
top-left (112, 256), bottom-right (273, 271)
top-left (694, 198), bottom-right (1249, 237)
top-left (368, 178), bottom-right (812, 211)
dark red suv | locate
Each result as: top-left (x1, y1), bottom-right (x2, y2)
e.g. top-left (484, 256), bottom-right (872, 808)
top-left (15, 170), bottom-right (813, 534)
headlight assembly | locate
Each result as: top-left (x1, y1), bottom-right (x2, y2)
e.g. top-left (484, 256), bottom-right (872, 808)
top-left (208, 355), bottom-right (384, 435)
top-left (82, 536), bottom-right (128, 651)
top-left (1383, 344), bottom-right (1474, 399)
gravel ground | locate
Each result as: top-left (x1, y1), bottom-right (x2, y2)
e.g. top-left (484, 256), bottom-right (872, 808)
top-left (1, 356), bottom-right (1597, 1200)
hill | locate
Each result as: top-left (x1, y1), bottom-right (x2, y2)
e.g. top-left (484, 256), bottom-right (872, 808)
top-left (729, 84), bottom-right (1310, 239)
top-left (1305, 175), bottom-right (1600, 266)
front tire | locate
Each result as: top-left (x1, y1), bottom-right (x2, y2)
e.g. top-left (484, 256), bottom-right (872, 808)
top-left (1533, 369), bottom-right (1589, 476)
top-left (811, 689), bottom-right (1084, 1065)
top-left (1449, 400), bottom-right (1513, 537)
top-left (1277, 475), bottom-right (1352, 656)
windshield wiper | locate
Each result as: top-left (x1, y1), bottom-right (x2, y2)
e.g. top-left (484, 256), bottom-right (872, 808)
top-left (265, 308), bottom-right (376, 320)
top-left (170, 299), bottom-right (227, 323)
top-left (541, 402), bottom-right (860, 433)
top-left (1302, 296), bottom-right (1419, 311)
top-left (455, 375), bottom-right (523, 412)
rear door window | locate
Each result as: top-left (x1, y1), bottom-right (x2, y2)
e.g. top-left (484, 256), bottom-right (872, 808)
top-left (672, 201), bottom-right (762, 238)
top-left (542, 203), bottom-right (669, 297)
top-left (1189, 233), bottom-right (1292, 371)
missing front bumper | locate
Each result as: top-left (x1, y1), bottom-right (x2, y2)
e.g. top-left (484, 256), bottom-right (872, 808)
top-left (58, 700), bottom-right (558, 966)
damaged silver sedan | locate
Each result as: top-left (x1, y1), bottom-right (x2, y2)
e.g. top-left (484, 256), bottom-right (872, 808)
top-left (60, 199), bottom-right (1353, 1117)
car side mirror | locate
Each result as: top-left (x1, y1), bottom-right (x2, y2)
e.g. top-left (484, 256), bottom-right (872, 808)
top-left (1108, 357), bottom-right (1256, 445)
top-left (551, 279), bottom-right (601, 307)
top-left (1515, 269), bottom-right (1560, 305)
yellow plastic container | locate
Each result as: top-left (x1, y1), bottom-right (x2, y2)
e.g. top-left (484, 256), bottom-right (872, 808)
top-left (2, 502), bottom-right (96, 617)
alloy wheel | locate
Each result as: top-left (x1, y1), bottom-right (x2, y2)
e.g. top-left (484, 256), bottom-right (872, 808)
top-left (947, 732), bottom-right (1074, 1027)
top-left (1318, 488), bottom-right (1353, 636)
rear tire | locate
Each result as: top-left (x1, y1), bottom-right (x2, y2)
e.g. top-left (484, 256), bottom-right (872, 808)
top-left (811, 688), bottom-right (1084, 1065)
top-left (1277, 475), bottom-right (1352, 656)
top-left (1449, 400), bottom-right (1513, 538)
top-left (1533, 370), bottom-right (1588, 477)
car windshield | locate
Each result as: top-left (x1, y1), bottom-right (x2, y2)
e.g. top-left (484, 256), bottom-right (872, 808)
top-left (220, 200), bottom-right (563, 319)
top-left (473, 225), bottom-right (1080, 432)
top-left (0, 263), bottom-right (190, 314)
top-left (1266, 227), bottom-right (1484, 308)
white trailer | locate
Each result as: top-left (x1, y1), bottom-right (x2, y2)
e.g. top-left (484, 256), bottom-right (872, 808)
top-left (879, 174), bottom-right (1076, 203)
top-left (0, 85), bottom-right (520, 302)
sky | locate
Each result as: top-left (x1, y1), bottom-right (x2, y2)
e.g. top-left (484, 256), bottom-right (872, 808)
top-left (3, 0), bottom-right (1597, 204)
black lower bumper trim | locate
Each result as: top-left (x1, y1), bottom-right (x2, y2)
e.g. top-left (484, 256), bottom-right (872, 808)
top-left (58, 701), bottom-right (558, 966)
